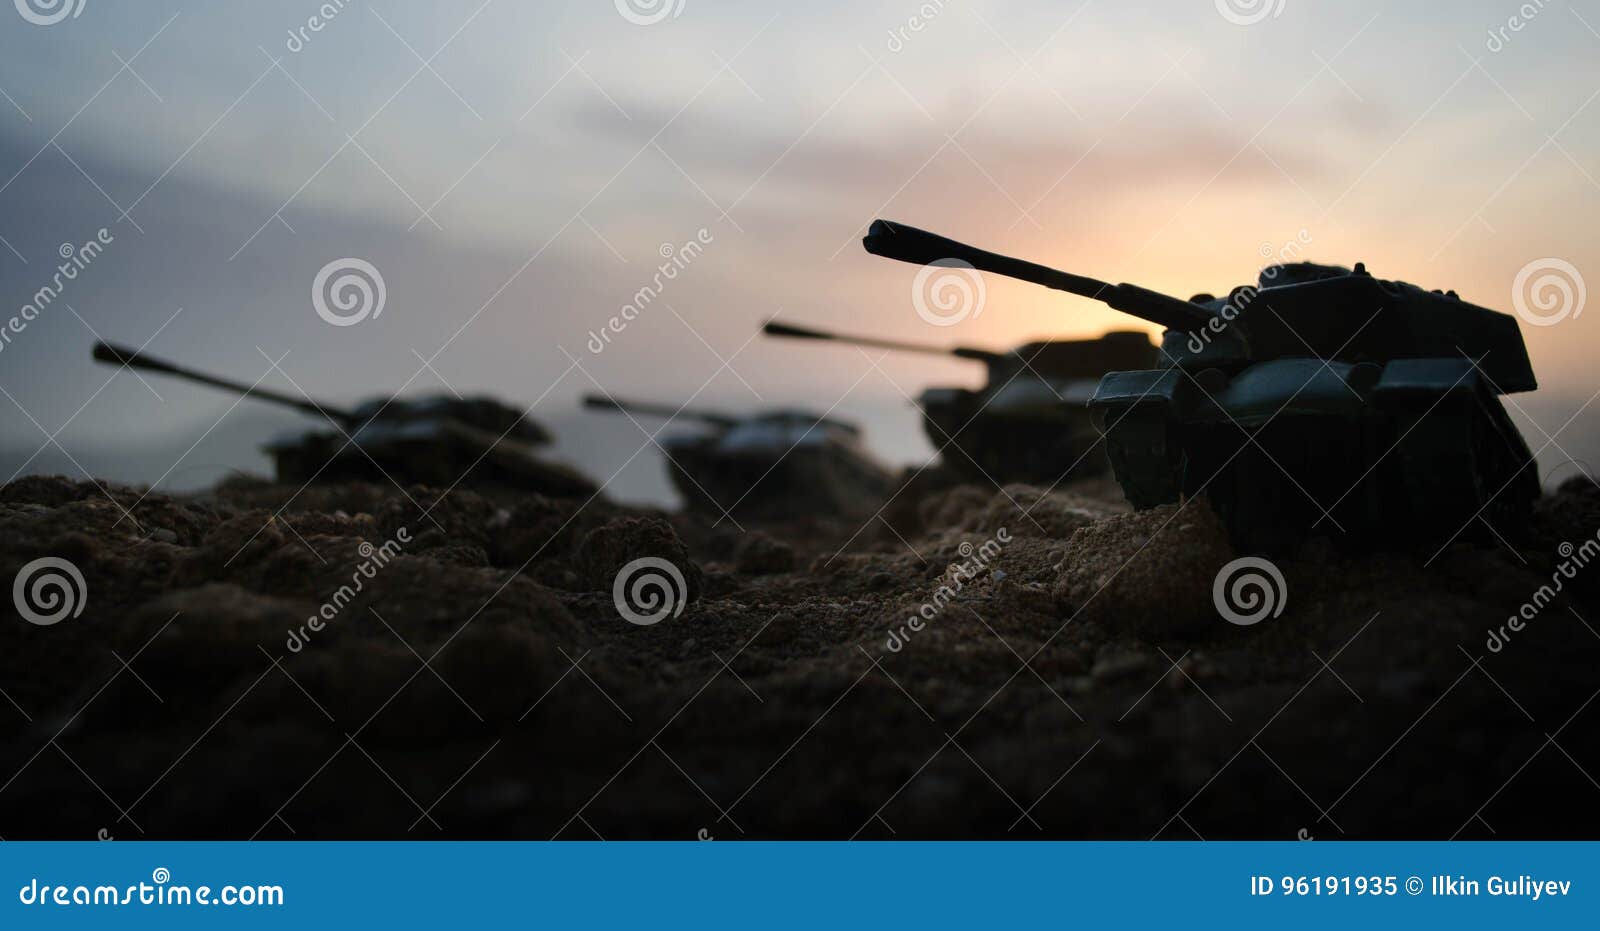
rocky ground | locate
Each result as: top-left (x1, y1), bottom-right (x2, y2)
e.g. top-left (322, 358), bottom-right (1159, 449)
top-left (2, 471), bottom-right (1598, 839)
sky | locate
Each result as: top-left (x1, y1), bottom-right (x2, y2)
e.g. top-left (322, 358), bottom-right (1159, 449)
top-left (1, 0), bottom-right (1597, 505)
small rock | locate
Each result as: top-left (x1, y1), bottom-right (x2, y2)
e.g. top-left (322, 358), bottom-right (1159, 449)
top-left (575, 516), bottom-right (702, 604)
top-left (1091, 650), bottom-right (1157, 682)
top-left (733, 532), bottom-right (795, 575)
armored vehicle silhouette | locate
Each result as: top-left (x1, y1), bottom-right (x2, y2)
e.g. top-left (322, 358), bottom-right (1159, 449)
top-left (764, 320), bottom-right (1153, 486)
top-left (583, 395), bottom-right (894, 520)
top-left (92, 342), bottom-right (597, 497)
top-left (862, 219), bottom-right (1539, 550)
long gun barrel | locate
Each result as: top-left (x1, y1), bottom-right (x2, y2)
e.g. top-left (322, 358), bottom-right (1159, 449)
top-left (582, 394), bottom-right (738, 428)
top-left (92, 342), bottom-right (358, 425)
top-left (862, 219), bottom-right (1211, 332)
top-left (762, 320), bottom-right (1001, 362)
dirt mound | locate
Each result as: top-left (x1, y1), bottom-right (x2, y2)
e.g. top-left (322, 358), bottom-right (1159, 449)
top-left (2, 474), bottom-right (1597, 839)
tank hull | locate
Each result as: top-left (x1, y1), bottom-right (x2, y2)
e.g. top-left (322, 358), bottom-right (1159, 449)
top-left (661, 439), bottom-right (894, 521)
top-left (919, 391), bottom-right (1108, 487)
top-left (1091, 358), bottom-right (1539, 551)
top-left (265, 422), bottom-right (598, 498)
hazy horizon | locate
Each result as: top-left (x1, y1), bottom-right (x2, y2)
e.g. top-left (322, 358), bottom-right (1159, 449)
top-left (2, 0), bottom-right (1597, 506)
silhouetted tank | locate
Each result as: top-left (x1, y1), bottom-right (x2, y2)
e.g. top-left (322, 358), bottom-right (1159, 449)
top-left (92, 342), bottom-right (597, 497)
top-left (583, 395), bottom-right (894, 520)
top-left (763, 321), bottom-right (1153, 486)
top-left (862, 219), bottom-right (1539, 551)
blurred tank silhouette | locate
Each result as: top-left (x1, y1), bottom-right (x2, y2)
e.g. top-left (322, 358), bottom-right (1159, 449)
top-left (91, 342), bottom-right (597, 497)
top-left (583, 394), bottom-right (894, 520)
top-left (764, 320), bottom-right (1153, 486)
top-left (862, 219), bottom-right (1539, 551)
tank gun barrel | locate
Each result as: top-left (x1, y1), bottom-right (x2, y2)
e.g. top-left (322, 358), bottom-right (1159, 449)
top-left (862, 219), bottom-right (1211, 332)
top-left (762, 320), bottom-right (1000, 363)
top-left (582, 394), bottom-right (738, 428)
top-left (91, 341), bottom-right (358, 425)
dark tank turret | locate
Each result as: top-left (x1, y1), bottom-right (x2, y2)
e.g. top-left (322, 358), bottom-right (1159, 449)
top-left (583, 394), bottom-right (893, 520)
top-left (862, 219), bottom-right (1539, 551)
top-left (92, 342), bottom-right (597, 497)
top-left (762, 321), bottom-right (1153, 486)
